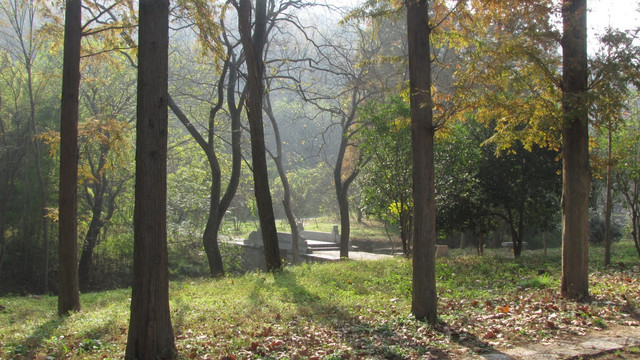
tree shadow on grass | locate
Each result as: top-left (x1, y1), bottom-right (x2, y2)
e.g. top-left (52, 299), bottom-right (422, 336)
top-left (12, 317), bottom-right (64, 356)
top-left (434, 321), bottom-right (517, 359)
top-left (270, 270), bottom-right (454, 359)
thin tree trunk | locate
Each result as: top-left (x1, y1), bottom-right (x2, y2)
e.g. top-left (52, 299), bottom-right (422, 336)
top-left (604, 122), bottom-right (612, 267)
top-left (334, 135), bottom-right (360, 259)
top-left (334, 135), bottom-right (350, 259)
top-left (0, 173), bottom-right (17, 275)
top-left (265, 95), bottom-right (300, 264)
top-left (337, 189), bottom-right (350, 259)
top-left (23, 17), bottom-right (50, 295)
top-left (561, 0), bottom-right (590, 300)
top-left (58, 0), bottom-right (81, 314)
top-left (207, 55), bottom-right (244, 275)
top-left (125, 0), bottom-right (176, 355)
top-left (513, 208), bottom-right (524, 258)
top-left (400, 209), bottom-right (411, 257)
top-left (621, 184), bottom-right (640, 257)
top-left (631, 201), bottom-right (640, 257)
top-left (238, 0), bottom-right (281, 272)
top-left (78, 182), bottom-right (105, 291)
top-left (407, 0), bottom-right (437, 323)
top-left (168, 97), bottom-right (225, 276)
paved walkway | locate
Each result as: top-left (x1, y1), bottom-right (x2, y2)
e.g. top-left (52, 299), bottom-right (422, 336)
top-left (304, 250), bottom-right (394, 261)
top-left (482, 325), bottom-right (640, 359)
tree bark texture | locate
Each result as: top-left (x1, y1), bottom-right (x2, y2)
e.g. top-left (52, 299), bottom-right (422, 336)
top-left (336, 186), bottom-right (350, 259)
top-left (125, 0), bottom-right (176, 356)
top-left (238, 0), bottom-right (281, 272)
top-left (561, 0), bottom-right (590, 300)
top-left (407, 0), bottom-right (437, 323)
top-left (58, 0), bottom-right (82, 315)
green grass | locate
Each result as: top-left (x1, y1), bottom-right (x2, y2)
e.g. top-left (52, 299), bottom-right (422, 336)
top-left (0, 241), bottom-right (638, 359)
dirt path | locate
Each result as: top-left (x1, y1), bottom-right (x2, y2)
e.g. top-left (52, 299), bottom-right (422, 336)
top-left (480, 325), bottom-right (640, 359)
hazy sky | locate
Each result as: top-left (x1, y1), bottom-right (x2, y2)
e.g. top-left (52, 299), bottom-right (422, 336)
top-left (589, 0), bottom-right (639, 35)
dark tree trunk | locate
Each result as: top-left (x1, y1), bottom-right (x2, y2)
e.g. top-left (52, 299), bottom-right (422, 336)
top-left (629, 196), bottom-right (640, 257)
top-left (78, 148), bottom-right (113, 291)
top-left (510, 228), bottom-right (523, 258)
top-left (633, 211), bottom-right (640, 257)
top-left (561, 0), bottom-right (590, 300)
top-left (168, 54), bottom-right (241, 278)
top-left (58, 0), bottom-right (81, 315)
top-left (0, 157), bottom-right (20, 275)
top-left (620, 178), bottom-right (639, 257)
top-left (168, 97), bottom-right (225, 277)
top-left (334, 134), bottom-right (359, 259)
top-left (399, 207), bottom-right (411, 257)
top-left (78, 185), bottom-right (104, 291)
top-left (238, 0), bottom-right (281, 272)
top-left (510, 208), bottom-right (525, 258)
top-left (202, 213), bottom-right (224, 276)
top-left (125, 0), bottom-right (176, 356)
top-left (265, 95), bottom-right (300, 264)
top-left (209, 56), bottom-right (244, 274)
top-left (337, 187), bottom-right (350, 259)
top-left (407, 0), bottom-right (437, 323)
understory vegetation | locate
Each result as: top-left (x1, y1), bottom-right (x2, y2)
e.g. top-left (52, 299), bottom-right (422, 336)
top-left (1, 242), bottom-right (638, 359)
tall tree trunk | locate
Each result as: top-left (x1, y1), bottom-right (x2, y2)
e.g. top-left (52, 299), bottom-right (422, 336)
top-left (125, 0), bottom-right (176, 355)
top-left (265, 95), bottom-right (300, 264)
top-left (604, 122), bottom-right (612, 267)
top-left (207, 56), bottom-right (244, 275)
top-left (22, 7), bottom-right (50, 295)
top-left (561, 0), bottom-right (590, 300)
top-left (407, 0), bottom-right (437, 323)
top-left (238, 0), bottom-right (281, 272)
top-left (168, 97), bottom-right (225, 277)
top-left (58, 0), bottom-right (81, 314)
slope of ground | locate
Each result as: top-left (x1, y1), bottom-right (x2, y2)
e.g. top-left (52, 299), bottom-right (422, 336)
top-left (0, 242), bottom-right (638, 359)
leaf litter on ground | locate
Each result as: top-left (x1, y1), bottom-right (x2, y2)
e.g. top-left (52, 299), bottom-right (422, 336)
top-left (0, 244), bottom-right (639, 359)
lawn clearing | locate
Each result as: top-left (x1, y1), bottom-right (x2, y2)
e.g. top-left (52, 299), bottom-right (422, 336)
top-left (0, 242), bottom-right (638, 359)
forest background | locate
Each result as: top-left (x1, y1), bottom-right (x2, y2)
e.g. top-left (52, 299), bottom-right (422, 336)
top-left (0, 0), bottom-right (639, 301)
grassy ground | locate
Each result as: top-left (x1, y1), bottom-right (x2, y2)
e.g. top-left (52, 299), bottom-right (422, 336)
top-left (0, 242), bottom-right (638, 359)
